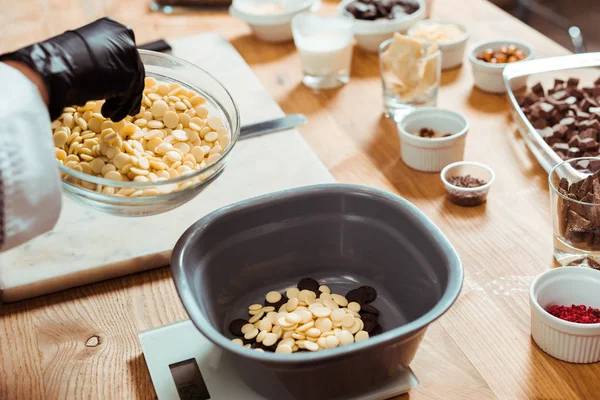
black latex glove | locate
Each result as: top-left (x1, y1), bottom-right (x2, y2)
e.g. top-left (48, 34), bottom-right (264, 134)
top-left (0, 17), bottom-right (144, 122)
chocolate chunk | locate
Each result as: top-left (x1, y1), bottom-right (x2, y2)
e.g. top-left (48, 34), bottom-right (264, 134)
top-left (568, 135), bottom-right (581, 148)
top-left (581, 138), bottom-right (599, 152)
top-left (531, 82), bottom-right (545, 97)
top-left (580, 98), bottom-right (595, 111)
top-left (346, 288), bottom-right (366, 304)
top-left (577, 111), bottom-right (591, 121)
top-left (569, 88), bottom-right (585, 99)
top-left (552, 143), bottom-right (570, 153)
top-left (371, 324), bottom-right (383, 336)
top-left (565, 96), bottom-right (578, 105)
top-left (532, 118), bottom-right (548, 129)
top-left (525, 92), bottom-right (539, 105)
top-left (568, 147), bottom-right (581, 158)
top-left (361, 313), bottom-right (378, 333)
top-left (580, 128), bottom-right (597, 140)
top-left (360, 303), bottom-right (380, 315)
top-left (552, 124), bottom-right (569, 138)
top-left (591, 159), bottom-right (600, 173)
top-left (358, 286), bottom-right (378, 303)
top-left (229, 319), bottom-right (248, 337)
top-left (554, 79), bottom-right (565, 89)
top-left (560, 117), bottom-right (576, 128)
top-left (584, 120), bottom-right (600, 131)
top-left (297, 278), bottom-right (320, 293)
top-left (552, 90), bottom-right (569, 101)
top-left (566, 210), bottom-right (592, 244)
top-left (559, 177), bottom-right (569, 191)
top-left (567, 77), bottom-right (580, 88)
top-left (539, 102), bottom-right (554, 116)
top-left (537, 127), bottom-right (554, 140)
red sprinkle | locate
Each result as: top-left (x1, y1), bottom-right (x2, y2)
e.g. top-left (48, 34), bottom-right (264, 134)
top-left (546, 304), bottom-right (600, 324)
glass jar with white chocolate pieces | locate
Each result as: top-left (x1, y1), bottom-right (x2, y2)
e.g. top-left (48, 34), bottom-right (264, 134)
top-left (52, 77), bottom-right (231, 196)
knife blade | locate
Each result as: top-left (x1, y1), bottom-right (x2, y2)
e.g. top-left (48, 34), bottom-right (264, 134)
top-left (240, 114), bottom-right (308, 140)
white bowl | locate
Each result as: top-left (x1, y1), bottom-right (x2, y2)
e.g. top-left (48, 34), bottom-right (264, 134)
top-left (530, 267), bottom-right (600, 364)
top-left (468, 39), bottom-right (534, 94)
top-left (397, 107), bottom-right (469, 172)
top-left (407, 20), bottom-right (469, 70)
top-left (338, 0), bottom-right (426, 52)
top-left (440, 161), bottom-right (495, 206)
top-left (230, 0), bottom-right (320, 43)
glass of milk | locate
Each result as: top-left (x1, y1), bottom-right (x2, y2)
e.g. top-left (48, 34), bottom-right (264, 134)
top-left (292, 14), bottom-right (354, 90)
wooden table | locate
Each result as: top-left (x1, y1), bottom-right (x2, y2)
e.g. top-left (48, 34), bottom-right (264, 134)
top-left (1, 0), bottom-right (597, 399)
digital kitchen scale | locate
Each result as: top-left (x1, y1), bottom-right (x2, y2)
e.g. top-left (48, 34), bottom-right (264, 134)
top-left (139, 320), bottom-right (419, 400)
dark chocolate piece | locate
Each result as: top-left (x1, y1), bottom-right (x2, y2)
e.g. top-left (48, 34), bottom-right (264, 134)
top-left (361, 313), bottom-right (378, 333)
top-left (371, 324), bottom-right (383, 336)
top-left (346, 288), bottom-right (366, 305)
top-left (297, 278), bottom-right (320, 293)
top-left (360, 303), bottom-right (380, 315)
top-left (358, 286), bottom-right (378, 303)
top-left (229, 319), bottom-right (248, 337)
top-left (531, 82), bottom-right (545, 96)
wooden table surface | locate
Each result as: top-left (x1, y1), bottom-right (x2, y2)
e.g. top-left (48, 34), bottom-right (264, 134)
top-left (1, 0), bottom-right (597, 399)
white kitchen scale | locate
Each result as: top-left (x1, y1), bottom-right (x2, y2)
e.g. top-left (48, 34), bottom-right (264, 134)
top-left (139, 320), bottom-right (419, 400)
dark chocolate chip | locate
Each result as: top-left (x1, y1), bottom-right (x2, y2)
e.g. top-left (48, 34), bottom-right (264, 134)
top-left (229, 319), bottom-right (248, 337)
top-left (360, 303), bottom-right (380, 316)
top-left (371, 324), bottom-right (383, 336)
top-left (346, 288), bottom-right (366, 304)
top-left (358, 286), bottom-right (378, 303)
top-left (297, 278), bottom-right (320, 293)
top-left (361, 313), bottom-right (378, 333)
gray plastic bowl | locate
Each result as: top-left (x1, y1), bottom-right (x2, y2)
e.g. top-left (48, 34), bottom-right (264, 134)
top-left (171, 184), bottom-right (463, 400)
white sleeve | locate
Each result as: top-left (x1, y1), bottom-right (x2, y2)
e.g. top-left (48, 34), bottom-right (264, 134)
top-left (0, 62), bottom-right (62, 252)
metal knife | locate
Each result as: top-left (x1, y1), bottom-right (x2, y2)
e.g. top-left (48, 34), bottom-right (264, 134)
top-left (240, 114), bottom-right (308, 140)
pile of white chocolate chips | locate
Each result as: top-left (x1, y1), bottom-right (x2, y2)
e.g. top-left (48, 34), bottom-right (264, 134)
top-left (229, 278), bottom-right (382, 354)
top-left (52, 77), bottom-right (231, 196)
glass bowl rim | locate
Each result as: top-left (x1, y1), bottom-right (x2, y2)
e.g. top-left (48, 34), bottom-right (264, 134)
top-left (378, 36), bottom-right (441, 61)
top-left (56, 49), bottom-right (241, 189)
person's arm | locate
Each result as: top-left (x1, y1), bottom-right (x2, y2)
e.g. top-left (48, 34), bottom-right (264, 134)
top-left (0, 18), bottom-right (144, 251)
top-left (0, 62), bottom-right (61, 252)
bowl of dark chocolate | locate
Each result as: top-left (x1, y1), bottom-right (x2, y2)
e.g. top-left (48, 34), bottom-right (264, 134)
top-left (338, 0), bottom-right (426, 52)
top-left (171, 184), bottom-right (463, 400)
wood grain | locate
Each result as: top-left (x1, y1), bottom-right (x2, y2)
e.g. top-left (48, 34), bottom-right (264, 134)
top-left (1, 0), bottom-right (599, 399)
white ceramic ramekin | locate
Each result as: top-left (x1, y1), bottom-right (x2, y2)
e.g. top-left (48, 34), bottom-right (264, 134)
top-left (440, 161), bottom-right (495, 206)
top-left (337, 0), bottom-right (426, 52)
top-left (397, 107), bottom-right (469, 172)
top-left (407, 20), bottom-right (469, 70)
top-left (530, 267), bottom-right (600, 364)
top-left (468, 39), bottom-right (534, 94)
top-left (230, 0), bottom-right (320, 43)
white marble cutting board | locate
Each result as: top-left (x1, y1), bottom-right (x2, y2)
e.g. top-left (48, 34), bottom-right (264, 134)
top-left (0, 33), bottom-right (334, 302)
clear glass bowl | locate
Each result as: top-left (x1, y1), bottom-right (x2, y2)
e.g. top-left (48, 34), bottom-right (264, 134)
top-left (550, 157), bottom-right (600, 268)
top-left (58, 50), bottom-right (241, 216)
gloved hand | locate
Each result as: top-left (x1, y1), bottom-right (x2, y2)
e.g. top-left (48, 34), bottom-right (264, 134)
top-left (0, 17), bottom-right (144, 122)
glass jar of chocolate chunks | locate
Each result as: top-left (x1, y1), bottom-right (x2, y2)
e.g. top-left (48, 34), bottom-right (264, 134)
top-left (550, 157), bottom-right (600, 268)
